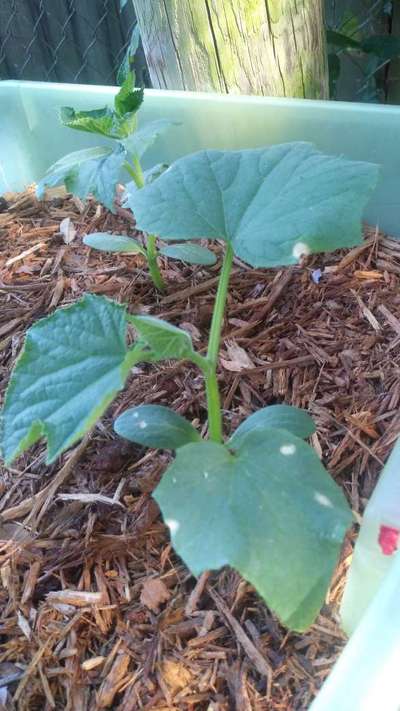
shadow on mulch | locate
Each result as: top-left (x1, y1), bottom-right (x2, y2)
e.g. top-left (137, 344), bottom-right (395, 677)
top-left (0, 187), bottom-right (399, 709)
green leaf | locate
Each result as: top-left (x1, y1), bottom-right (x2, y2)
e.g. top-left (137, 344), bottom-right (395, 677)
top-left (117, 26), bottom-right (140, 85)
top-left (326, 29), bottom-right (361, 50)
top-left (229, 405), bottom-right (315, 448)
top-left (60, 106), bottom-right (137, 141)
top-left (123, 119), bottom-right (178, 159)
top-left (36, 145), bottom-right (126, 212)
top-left (83, 232), bottom-right (145, 255)
top-left (160, 243), bottom-right (217, 266)
top-left (0, 294), bottom-right (141, 465)
top-left (155, 429), bottom-right (352, 631)
top-left (128, 144), bottom-right (379, 268)
top-left (122, 164), bottom-right (169, 207)
top-left (114, 404), bottom-right (201, 449)
top-left (128, 315), bottom-right (195, 360)
top-left (114, 72), bottom-right (144, 118)
top-left (361, 36), bottom-right (400, 62)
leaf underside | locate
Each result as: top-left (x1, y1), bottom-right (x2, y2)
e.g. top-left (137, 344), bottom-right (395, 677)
top-left (1, 294), bottom-right (136, 464)
top-left (128, 143), bottom-right (379, 267)
top-left (128, 314), bottom-right (195, 361)
top-left (36, 145), bottom-right (126, 212)
top-left (154, 428), bottom-right (352, 631)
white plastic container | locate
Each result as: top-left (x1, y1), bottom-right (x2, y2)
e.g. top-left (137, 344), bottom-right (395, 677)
top-left (310, 550), bottom-right (400, 711)
top-left (341, 438), bottom-right (400, 635)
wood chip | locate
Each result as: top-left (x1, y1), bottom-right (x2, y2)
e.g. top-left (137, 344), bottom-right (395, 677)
top-left (140, 577), bottom-right (171, 612)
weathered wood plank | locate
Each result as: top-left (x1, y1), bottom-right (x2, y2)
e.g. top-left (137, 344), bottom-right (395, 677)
top-left (133, 0), bottom-right (328, 98)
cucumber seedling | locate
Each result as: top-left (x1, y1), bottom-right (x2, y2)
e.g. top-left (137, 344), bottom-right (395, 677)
top-left (2, 142), bottom-right (379, 630)
top-left (36, 72), bottom-right (215, 290)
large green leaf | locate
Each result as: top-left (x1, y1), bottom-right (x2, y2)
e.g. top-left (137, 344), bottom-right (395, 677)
top-left (229, 405), bottom-right (315, 448)
top-left (36, 145), bottom-right (126, 212)
top-left (128, 315), bottom-right (195, 360)
top-left (0, 295), bottom-right (142, 465)
top-left (60, 105), bottom-right (138, 140)
top-left (114, 405), bottom-right (201, 449)
top-left (128, 144), bottom-right (379, 267)
top-left (159, 243), bottom-right (217, 266)
top-left (155, 428), bottom-right (352, 631)
top-left (123, 119), bottom-right (177, 159)
top-left (83, 232), bottom-right (145, 255)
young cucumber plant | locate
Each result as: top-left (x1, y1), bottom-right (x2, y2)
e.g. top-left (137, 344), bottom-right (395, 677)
top-left (36, 72), bottom-right (215, 290)
top-left (1, 143), bottom-right (379, 631)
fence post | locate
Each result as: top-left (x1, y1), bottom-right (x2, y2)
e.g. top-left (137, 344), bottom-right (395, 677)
top-left (131, 0), bottom-right (328, 98)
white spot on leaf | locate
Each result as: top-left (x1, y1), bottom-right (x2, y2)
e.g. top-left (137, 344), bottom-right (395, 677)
top-left (292, 242), bottom-right (311, 260)
top-left (139, 421), bottom-right (147, 429)
top-left (280, 444), bottom-right (296, 456)
top-left (172, 477), bottom-right (177, 484)
top-left (166, 519), bottom-right (180, 535)
top-left (133, 412), bottom-right (139, 419)
top-left (204, 471), bottom-right (209, 479)
top-left (314, 492), bottom-right (333, 508)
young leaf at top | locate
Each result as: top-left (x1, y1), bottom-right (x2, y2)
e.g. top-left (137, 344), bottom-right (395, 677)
top-left (114, 72), bottom-right (144, 118)
top-left (229, 404), bottom-right (315, 448)
top-left (128, 143), bottom-right (379, 268)
top-left (128, 315), bottom-right (195, 361)
top-left (154, 428), bottom-right (352, 631)
top-left (60, 106), bottom-right (138, 141)
top-left (83, 232), bottom-right (145, 255)
top-left (159, 243), bottom-right (217, 266)
top-left (36, 145), bottom-right (126, 212)
top-left (123, 119), bottom-right (178, 160)
top-left (114, 404), bottom-right (201, 450)
top-left (0, 294), bottom-right (144, 465)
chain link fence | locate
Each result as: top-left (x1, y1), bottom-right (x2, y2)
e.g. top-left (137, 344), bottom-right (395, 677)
top-left (0, 0), bottom-right (149, 86)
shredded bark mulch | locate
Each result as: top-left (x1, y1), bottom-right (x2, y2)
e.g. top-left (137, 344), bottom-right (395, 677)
top-left (0, 186), bottom-right (399, 710)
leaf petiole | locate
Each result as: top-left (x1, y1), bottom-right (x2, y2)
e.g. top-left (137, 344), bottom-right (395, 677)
top-left (124, 155), bottom-right (165, 290)
top-left (203, 242), bottom-right (234, 442)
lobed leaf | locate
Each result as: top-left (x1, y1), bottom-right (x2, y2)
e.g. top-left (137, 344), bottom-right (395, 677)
top-left (83, 232), bottom-right (145, 255)
top-left (128, 143), bottom-right (379, 267)
top-left (159, 243), bottom-right (217, 266)
top-left (229, 404), bottom-right (315, 448)
top-left (128, 315), bottom-right (195, 361)
top-left (0, 294), bottom-right (142, 464)
top-left (114, 72), bottom-right (144, 118)
top-left (60, 105), bottom-right (138, 140)
top-left (155, 428), bottom-right (352, 631)
top-left (36, 145), bottom-right (126, 212)
top-left (114, 404), bottom-right (201, 449)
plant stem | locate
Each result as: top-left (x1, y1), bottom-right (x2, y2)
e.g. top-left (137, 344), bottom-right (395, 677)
top-left (124, 157), bottom-right (165, 290)
top-left (146, 233), bottom-right (165, 291)
top-left (204, 243), bottom-right (234, 442)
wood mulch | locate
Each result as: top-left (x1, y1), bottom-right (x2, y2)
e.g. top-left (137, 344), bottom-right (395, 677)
top-left (0, 186), bottom-right (399, 710)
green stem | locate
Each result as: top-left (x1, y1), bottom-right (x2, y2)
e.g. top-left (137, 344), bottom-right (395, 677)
top-left (124, 157), bottom-right (165, 291)
top-left (204, 243), bottom-right (234, 442)
top-left (146, 233), bottom-right (165, 291)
